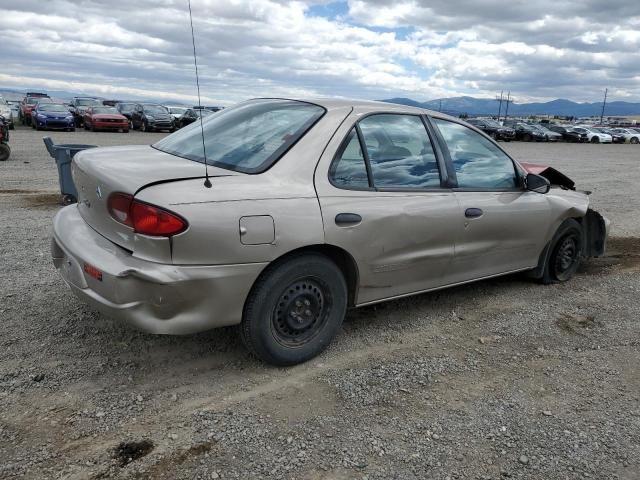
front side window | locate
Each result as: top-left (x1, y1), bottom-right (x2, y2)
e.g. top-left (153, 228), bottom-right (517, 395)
top-left (359, 114), bottom-right (440, 189)
top-left (433, 118), bottom-right (518, 190)
top-left (154, 99), bottom-right (325, 173)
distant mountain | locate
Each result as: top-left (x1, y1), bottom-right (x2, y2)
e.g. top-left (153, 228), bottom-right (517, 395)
top-left (382, 96), bottom-right (640, 117)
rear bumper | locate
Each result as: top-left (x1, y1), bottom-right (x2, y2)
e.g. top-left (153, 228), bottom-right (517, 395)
top-left (51, 206), bottom-right (267, 334)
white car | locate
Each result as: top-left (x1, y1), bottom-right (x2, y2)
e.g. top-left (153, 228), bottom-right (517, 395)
top-left (571, 127), bottom-right (612, 144)
top-left (611, 128), bottom-right (640, 144)
top-left (0, 97), bottom-right (14, 129)
top-left (165, 106), bottom-right (188, 123)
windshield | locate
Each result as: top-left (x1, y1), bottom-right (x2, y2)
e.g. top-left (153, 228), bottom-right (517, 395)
top-left (169, 107), bottom-right (187, 114)
top-left (38, 104), bottom-right (70, 112)
top-left (76, 99), bottom-right (99, 106)
top-left (92, 107), bottom-right (118, 114)
top-left (27, 97), bottom-right (51, 104)
top-left (154, 99), bottom-right (325, 173)
top-left (143, 105), bottom-right (168, 114)
top-left (484, 120), bottom-right (501, 128)
top-left (118, 103), bottom-right (136, 112)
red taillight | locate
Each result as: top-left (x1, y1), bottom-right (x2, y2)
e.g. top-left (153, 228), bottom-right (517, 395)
top-left (107, 192), bottom-right (187, 237)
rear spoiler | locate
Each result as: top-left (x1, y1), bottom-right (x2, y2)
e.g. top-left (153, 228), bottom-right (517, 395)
top-left (519, 162), bottom-right (575, 190)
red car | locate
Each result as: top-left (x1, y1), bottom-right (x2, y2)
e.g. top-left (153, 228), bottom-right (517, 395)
top-left (83, 107), bottom-right (129, 132)
top-left (20, 93), bottom-right (52, 126)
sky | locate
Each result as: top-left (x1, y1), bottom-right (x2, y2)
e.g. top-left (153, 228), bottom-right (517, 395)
top-left (1, 0), bottom-right (639, 105)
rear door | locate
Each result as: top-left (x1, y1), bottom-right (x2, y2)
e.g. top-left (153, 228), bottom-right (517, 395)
top-left (315, 112), bottom-right (460, 305)
top-left (430, 117), bottom-right (551, 283)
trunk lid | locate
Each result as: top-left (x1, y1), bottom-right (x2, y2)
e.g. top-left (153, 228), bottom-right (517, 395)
top-left (72, 145), bottom-right (237, 252)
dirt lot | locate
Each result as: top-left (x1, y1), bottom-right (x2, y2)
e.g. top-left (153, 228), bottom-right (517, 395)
top-left (1, 126), bottom-right (639, 480)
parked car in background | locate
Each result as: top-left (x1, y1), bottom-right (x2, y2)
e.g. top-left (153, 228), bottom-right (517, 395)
top-left (115, 102), bottom-right (137, 129)
top-left (572, 127), bottom-right (612, 144)
top-left (609, 128), bottom-right (640, 144)
top-left (31, 103), bottom-right (75, 131)
top-left (166, 106), bottom-right (188, 127)
top-left (177, 107), bottom-right (214, 128)
top-left (547, 124), bottom-right (587, 142)
top-left (0, 97), bottom-right (14, 129)
top-left (0, 114), bottom-right (10, 161)
top-left (131, 104), bottom-right (174, 132)
top-left (467, 118), bottom-right (515, 141)
top-left (20, 93), bottom-right (51, 125)
top-left (83, 106), bottom-right (129, 132)
top-left (51, 98), bottom-right (609, 365)
top-left (7, 100), bottom-right (20, 125)
top-left (102, 100), bottom-right (121, 107)
top-left (68, 97), bottom-right (101, 127)
top-left (592, 128), bottom-right (625, 144)
top-left (530, 124), bottom-right (562, 142)
top-left (509, 123), bottom-right (547, 142)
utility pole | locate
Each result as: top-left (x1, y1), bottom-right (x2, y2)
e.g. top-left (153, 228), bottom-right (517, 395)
top-left (600, 88), bottom-right (608, 124)
top-left (439, 99), bottom-right (442, 112)
top-left (496, 90), bottom-right (504, 121)
top-left (504, 91), bottom-right (511, 122)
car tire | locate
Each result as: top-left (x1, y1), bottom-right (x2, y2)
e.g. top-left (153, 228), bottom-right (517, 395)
top-left (540, 219), bottom-right (583, 284)
top-left (590, 136), bottom-right (599, 143)
top-left (9, 123), bottom-right (14, 130)
top-left (70, 128), bottom-right (76, 132)
top-left (123, 129), bottom-right (129, 133)
top-left (0, 144), bottom-right (10, 161)
top-left (630, 137), bottom-right (639, 144)
top-left (523, 134), bottom-right (532, 142)
top-left (128, 120), bottom-right (133, 130)
top-left (241, 253), bottom-right (348, 366)
top-left (141, 121), bottom-right (147, 132)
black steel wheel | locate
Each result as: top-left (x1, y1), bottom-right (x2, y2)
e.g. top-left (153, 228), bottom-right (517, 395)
top-left (0, 144), bottom-right (10, 161)
top-left (540, 219), bottom-right (583, 284)
top-left (271, 279), bottom-right (331, 348)
top-left (241, 253), bottom-right (347, 366)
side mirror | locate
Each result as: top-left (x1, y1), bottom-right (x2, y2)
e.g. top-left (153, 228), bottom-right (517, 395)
top-left (525, 173), bottom-right (550, 194)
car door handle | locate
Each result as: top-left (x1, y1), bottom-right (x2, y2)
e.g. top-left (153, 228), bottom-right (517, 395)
top-left (335, 213), bottom-right (362, 226)
top-left (465, 208), bottom-right (483, 218)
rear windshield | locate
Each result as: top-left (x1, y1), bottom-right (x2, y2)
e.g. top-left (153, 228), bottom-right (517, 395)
top-left (76, 99), bottom-right (99, 106)
top-left (154, 99), bottom-right (325, 173)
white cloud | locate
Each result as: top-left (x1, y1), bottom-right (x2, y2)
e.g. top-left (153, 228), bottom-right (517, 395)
top-left (0, 0), bottom-right (638, 104)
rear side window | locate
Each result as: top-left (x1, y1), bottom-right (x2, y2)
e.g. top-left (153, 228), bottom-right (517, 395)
top-left (359, 114), bottom-right (440, 189)
top-left (433, 118), bottom-right (518, 190)
top-left (330, 129), bottom-right (370, 189)
top-left (154, 99), bottom-right (325, 174)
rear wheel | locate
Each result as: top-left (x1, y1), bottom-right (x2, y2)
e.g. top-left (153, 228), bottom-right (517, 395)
top-left (141, 121), bottom-right (147, 132)
top-left (540, 219), bottom-right (583, 284)
top-left (241, 254), bottom-right (347, 366)
top-left (523, 133), bottom-right (532, 142)
top-left (0, 144), bottom-right (10, 161)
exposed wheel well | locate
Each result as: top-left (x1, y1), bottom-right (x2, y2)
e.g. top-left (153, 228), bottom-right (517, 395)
top-left (253, 245), bottom-right (360, 307)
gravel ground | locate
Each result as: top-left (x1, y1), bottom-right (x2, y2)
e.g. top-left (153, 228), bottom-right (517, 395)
top-left (1, 126), bottom-right (639, 480)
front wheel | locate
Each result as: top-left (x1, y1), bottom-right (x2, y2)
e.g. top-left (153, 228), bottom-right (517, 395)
top-left (540, 219), bottom-right (583, 284)
top-left (630, 137), bottom-right (639, 144)
top-left (241, 254), bottom-right (347, 366)
top-left (591, 136), bottom-right (599, 144)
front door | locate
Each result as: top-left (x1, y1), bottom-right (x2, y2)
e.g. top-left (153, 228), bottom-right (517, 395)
top-left (430, 118), bottom-right (552, 283)
top-left (315, 113), bottom-right (460, 305)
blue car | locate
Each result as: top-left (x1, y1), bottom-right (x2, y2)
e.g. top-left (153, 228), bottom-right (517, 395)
top-left (32, 103), bottom-right (76, 131)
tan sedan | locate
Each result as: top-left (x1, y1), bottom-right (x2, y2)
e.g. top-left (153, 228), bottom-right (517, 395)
top-left (52, 98), bottom-right (609, 365)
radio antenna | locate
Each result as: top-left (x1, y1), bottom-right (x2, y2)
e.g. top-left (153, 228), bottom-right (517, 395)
top-left (188, 0), bottom-right (211, 188)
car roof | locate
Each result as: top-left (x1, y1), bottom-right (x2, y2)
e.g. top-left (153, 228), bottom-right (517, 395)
top-left (257, 97), bottom-right (459, 120)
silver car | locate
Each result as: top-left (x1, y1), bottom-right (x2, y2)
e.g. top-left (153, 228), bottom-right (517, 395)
top-left (52, 98), bottom-right (609, 365)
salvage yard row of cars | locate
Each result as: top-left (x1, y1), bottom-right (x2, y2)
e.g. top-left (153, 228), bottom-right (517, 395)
top-left (467, 117), bottom-right (640, 144)
top-left (11, 92), bottom-right (222, 133)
